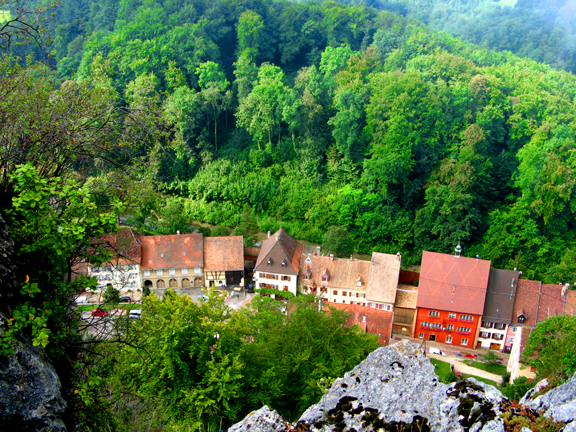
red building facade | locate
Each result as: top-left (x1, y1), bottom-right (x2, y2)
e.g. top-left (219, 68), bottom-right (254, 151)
top-left (414, 307), bottom-right (481, 348)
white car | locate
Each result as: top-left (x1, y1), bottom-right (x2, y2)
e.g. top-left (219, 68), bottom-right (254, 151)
top-left (129, 310), bottom-right (142, 319)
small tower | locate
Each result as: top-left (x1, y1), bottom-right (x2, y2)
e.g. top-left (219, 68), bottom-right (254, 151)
top-left (455, 241), bottom-right (462, 258)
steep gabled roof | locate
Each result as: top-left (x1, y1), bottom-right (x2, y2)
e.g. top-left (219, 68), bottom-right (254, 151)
top-left (140, 234), bottom-right (203, 269)
top-left (204, 236), bottom-right (244, 271)
top-left (483, 268), bottom-right (521, 324)
top-left (366, 252), bottom-right (401, 304)
top-left (254, 228), bottom-right (303, 275)
top-left (416, 251), bottom-right (491, 315)
top-left (91, 227), bottom-right (141, 266)
top-left (512, 279), bottom-right (541, 327)
top-left (298, 254), bottom-right (371, 290)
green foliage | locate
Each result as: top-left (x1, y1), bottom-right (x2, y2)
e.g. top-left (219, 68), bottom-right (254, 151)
top-left (3, 164), bottom-right (117, 357)
top-left (322, 226), bottom-right (354, 257)
top-left (102, 286), bottom-right (120, 304)
top-left (523, 315), bottom-right (576, 381)
top-left (501, 376), bottom-right (536, 403)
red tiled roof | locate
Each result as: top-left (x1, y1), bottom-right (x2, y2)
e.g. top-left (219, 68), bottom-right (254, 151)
top-left (536, 284), bottom-right (568, 324)
top-left (566, 289), bottom-right (576, 317)
top-left (512, 279), bottom-right (541, 327)
top-left (91, 227), bottom-right (141, 266)
top-left (326, 302), bottom-right (394, 346)
top-left (366, 252), bottom-right (401, 304)
top-left (140, 234), bottom-right (203, 269)
top-left (255, 228), bottom-right (303, 275)
top-left (204, 236), bottom-right (244, 271)
top-left (395, 284), bottom-right (418, 309)
top-left (299, 255), bottom-right (371, 291)
top-left (416, 251), bottom-right (491, 315)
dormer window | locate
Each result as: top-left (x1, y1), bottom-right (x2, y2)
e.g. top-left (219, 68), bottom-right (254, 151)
top-left (356, 276), bottom-right (363, 287)
top-left (303, 271), bottom-right (311, 281)
top-left (322, 270), bottom-right (329, 282)
top-left (305, 256), bottom-right (312, 263)
top-left (518, 316), bottom-right (526, 324)
top-left (281, 259), bottom-right (287, 268)
top-left (267, 258), bottom-right (273, 266)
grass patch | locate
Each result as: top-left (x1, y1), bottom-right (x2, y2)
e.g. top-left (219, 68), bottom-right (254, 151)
top-left (463, 360), bottom-right (507, 375)
top-left (431, 358), bottom-right (499, 386)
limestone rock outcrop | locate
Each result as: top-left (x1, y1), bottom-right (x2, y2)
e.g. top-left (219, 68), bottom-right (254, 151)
top-left (0, 214), bottom-right (67, 431)
top-left (229, 340), bottom-right (576, 432)
top-left (228, 406), bottom-right (287, 432)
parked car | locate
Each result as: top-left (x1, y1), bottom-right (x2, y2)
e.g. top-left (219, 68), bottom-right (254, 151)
top-left (129, 310), bottom-right (141, 319)
top-left (429, 347), bottom-right (446, 356)
top-left (91, 308), bottom-right (108, 317)
top-left (198, 295), bottom-right (209, 302)
top-left (119, 296), bottom-right (131, 303)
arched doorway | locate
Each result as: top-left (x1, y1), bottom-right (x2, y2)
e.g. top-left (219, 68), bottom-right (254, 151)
top-left (157, 279), bottom-right (165, 289)
top-left (169, 278), bottom-right (178, 287)
top-left (144, 280), bottom-right (153, 288)
top-left (194, 277), bottom-right (202, 287)
top-left (182, 278), bottom-right (190, 287)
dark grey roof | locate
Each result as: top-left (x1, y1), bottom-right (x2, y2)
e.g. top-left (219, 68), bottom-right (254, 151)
top-left (482, 268), bottom-right (521, 324)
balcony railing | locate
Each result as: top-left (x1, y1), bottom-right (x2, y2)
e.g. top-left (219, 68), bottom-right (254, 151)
top-left (457, 331), bottom-right (471, 335)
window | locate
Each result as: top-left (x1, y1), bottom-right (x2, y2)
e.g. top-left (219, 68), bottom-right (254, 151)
top-left (282, 276), bottom-right (291, 281)
top-left (303, 272), bottom-right (310, 280)
top-left (492, 333), bottom-right (504, 341)
top-left (446, 335), bottom-right (453, 343)
top-left (342, 300), bottom-right (346, 304)
top-left (447, 324), bottom-right (454, 331)
top-left (511, 326), bottom-right (517, 333)
top-left (508, 337), bottom-right (515, 343)
top-left (356, 281), bottom-right (362, 287)
top-left (461, 338), bottom-right (469, 346)
top-left (157, 269), bottom-right (163, 276)
top-left (259, 283), bottom-right (267, 288)
top-left (518, 316), bottom-right (526, 323)
top-left (418, 333), bottom-right (424, 338)
top-left (283, 286), bottom-right (288, 292)
top-left (431, 322), bottom-right (442, 329)
top-left (448, 313), bottom-right (457, 320)
top-left (481, 321), bottom-right (493, 328)
top-left (457, 327), bottom-right (471, 335)
top-left (169, 269), bottom-right (176, 276)
top-left (322, 274), bottom-right (329, 282)
top-left (342, 291), bottom-right (347, 297)
top-left (428, 310), bottom-right (440, 318)
top-left (144, 270), bottom-right (150, 277)
top-left (267, 258), bottom-right (272, 266)
top-left (420, 321), bottom-right (430, 329)
top-left (480, 332), bottom-right (491, 339)
top-left (494, 323), bottom-right (506, 330)
top-left (281, 259), bottom-right (287, 268)
top-left (181, 268), bottom-right (188, 275)
top-left (333, 290), bottom-right (338, 296)
top-left (460, 314), bottom-right (473, 322)
top-left (194, 267), bottom-right (201, 274)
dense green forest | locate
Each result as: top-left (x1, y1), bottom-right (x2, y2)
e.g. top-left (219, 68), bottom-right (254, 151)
top-left (28, 0), bottom-right (576, 282)
top-left (1, 0), bottom-right (576, 430)
top-left (360, 0), bottom-right (576, 74)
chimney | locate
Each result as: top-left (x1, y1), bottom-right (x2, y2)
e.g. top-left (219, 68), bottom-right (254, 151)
top-left (330, 254), bottom-right (334, 262)
top-left (561, 283), bottom-right (569, 297)
top-left (396, 251), bottom-right (401, 263)
top-left (316, 246), bottom-right (321, 254)
top-left (361, 315), bottom-right (367, 332)
top-left (267, 231), bottom-right (270, 238)
top-left (177, 230), bottom-right (180, 235)
top-left (350, 255), bottom-right (353, 262)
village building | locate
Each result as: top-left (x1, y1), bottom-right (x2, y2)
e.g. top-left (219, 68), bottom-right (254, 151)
top-left (299, 254), bottom-right (371, 303)
top-left (203, 236), bottom-right (245, 288)
top-left (477, 268), bottom-right (520, 351)
top-left (365, 252), bottom-right (401, 311)
top-left (87, 227), bottom-right (142, 293)
top-left (140, 233), bottom-right (204, 292)
top-left (393, 283), bottom-right (418, 337)
top-left (253, 228), bottom-right (303, 295)
top-left (414, 247), bottom-right (491, 349)
top-left (327, 303), bottom-right (394, 346)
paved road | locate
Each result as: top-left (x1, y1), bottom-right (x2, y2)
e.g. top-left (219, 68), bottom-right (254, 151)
top-left (427, 353), bottom-right (504, 385)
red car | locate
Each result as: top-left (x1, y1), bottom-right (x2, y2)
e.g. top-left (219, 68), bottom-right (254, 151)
top-left (91, 308), bottom-right (108, 317)
top-left (464, 354), bottom-right (476, 359)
